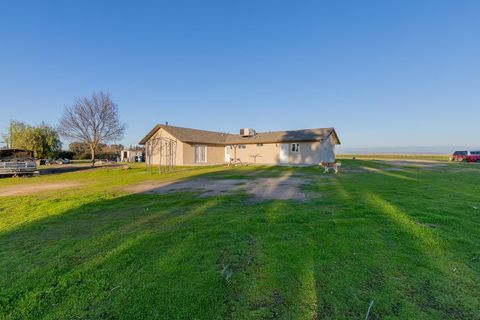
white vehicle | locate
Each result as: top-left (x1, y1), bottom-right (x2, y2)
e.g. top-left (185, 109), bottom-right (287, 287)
top-left (55, 158), bottom-right (71, 165)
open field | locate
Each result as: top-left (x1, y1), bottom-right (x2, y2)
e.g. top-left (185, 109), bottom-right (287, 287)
top-left (338, 154), bottom-right (450, 161)
top-left (1, 160), bottom-right (479, 319)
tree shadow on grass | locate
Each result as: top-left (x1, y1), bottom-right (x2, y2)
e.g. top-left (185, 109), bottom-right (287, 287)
top-left (1, 190), bottom-right (251, 319)
top-left (2, 165), bottom-right (479, 319)
top-left (0, 167), bottom-right (319, 319)
top-left (39, 163), bottom-right (121, 175)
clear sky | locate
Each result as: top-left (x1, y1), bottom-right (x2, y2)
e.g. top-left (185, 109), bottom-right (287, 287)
top-left (1, 0), bottom-right (479, 149)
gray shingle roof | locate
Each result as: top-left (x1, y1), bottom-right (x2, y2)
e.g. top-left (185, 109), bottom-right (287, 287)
top-left (225, 128), bottom-right (339, 144)
top-left (139, 124), bottom-right (340, 145)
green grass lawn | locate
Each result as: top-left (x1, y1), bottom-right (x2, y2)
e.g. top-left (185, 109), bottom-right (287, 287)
top-left (1, 160), bottom-right (479, 319)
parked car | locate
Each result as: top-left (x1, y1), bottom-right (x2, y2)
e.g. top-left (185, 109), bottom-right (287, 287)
top-left (0, 149), bottom-right (37, 176)
top-left (450, 151), bottom-right (480, 162)
top-left (54, 158), bottom-right (71, 165)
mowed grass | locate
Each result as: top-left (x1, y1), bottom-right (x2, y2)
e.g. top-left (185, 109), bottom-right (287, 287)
top-left (1, 161), bottom-right (479, 319)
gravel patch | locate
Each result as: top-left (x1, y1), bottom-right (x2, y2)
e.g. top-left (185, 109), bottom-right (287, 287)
top-left (124, 175), bottom-right (310, 201)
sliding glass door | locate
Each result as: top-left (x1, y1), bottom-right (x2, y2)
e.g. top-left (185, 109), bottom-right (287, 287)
top-left (194, 145), bottom-right (207, 163)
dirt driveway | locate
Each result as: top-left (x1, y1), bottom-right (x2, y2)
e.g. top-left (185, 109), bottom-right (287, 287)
top-left (124, 174), bottom-right (311, 201)
top-left (0, 182), bottom-right (82, 197)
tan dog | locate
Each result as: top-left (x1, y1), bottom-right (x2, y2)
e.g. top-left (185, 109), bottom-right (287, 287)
top-left (320, 161), bottom-right (341, 173)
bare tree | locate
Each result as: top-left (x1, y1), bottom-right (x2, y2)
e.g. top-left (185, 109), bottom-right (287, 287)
top-left (58, 92), bottom-right (126, 166)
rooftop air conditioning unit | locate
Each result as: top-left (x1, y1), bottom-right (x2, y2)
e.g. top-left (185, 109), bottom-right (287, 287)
top-left (240, 128), bottom-right (256, 137)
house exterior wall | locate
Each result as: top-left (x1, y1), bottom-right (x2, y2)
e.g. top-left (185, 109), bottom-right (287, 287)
top-left (231, 137), bottom-right (336, 165)
top-left (144, 128), bottom-right (337, 166)
top-left (183, 143), bottom-right (225, 165)
top-left (233, 143), bottom-right (280, 164)
top-left (286, 140), bottom-right (336, 164)
top-left (145, 128), bottom-right (184, 166)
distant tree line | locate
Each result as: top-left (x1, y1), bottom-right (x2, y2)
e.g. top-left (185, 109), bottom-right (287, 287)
top-left (1, 91), bottom-right (126, 165)
top-left (2, 120), bottom-right (62, 159)
top-left (67, 141), bottom-right (125, 160)
top-left (1, 120), bottom-right (126, 160)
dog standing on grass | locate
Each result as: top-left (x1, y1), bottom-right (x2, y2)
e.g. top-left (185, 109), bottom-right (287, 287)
top-left (320, 161), bottom-right (341, 173)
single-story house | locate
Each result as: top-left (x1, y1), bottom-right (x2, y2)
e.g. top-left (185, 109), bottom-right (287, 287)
top-left (139, 124), bottom-right (340, 166)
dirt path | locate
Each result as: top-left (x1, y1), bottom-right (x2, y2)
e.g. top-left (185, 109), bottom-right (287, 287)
top-left (0, 182), bottom-right (83, 197)
top-left (377, 159), bottom-right (448, 168)
top-left (123, 174), bottom-right (310, 201)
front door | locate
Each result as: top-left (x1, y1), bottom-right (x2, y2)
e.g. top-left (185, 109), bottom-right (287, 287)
top-left (225, 146), bottom-right (231, 163)
top-left (279, 144), bottom-right (289, 163)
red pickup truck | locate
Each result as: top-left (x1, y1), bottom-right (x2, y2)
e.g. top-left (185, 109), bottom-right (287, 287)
top-left (450, 151), bottom-right (480, 162)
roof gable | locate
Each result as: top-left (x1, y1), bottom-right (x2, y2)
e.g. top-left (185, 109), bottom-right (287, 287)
top-left (139, 125), bottom-right (231, 145)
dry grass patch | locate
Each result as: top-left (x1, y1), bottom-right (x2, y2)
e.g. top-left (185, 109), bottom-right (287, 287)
top-left (0, 181), bottom-right (83, 197)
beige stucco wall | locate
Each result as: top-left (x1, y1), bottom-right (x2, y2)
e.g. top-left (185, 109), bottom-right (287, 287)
top-left (232, 143), bottom-right (280, 164)
top-left (231, 137), bottom-right (336, 165)
top-left (145, 128), bottom-right (337, 166)
top-left (145, 128), bottom-right (184, 166)
top-left (287, 140), bottom-right (336, 164)
top-left (183, 143), bottom-right (225, 165)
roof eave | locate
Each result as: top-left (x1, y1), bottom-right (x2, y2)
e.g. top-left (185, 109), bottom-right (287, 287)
top-left (139, 124), bottom-right (341, 145)
top-left (138, 124), bottom-right (161, 145)
top-left (331, 128), bottom-right (341, 145)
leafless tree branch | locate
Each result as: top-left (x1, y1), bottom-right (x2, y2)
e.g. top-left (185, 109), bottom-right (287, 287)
top-left (58, 91), bottom-right (126, 166)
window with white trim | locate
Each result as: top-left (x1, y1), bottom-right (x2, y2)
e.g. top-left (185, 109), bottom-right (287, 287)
top-left (291, 143), bottom-right (300, 153)
top-left (194, 145), bottom-right (207, 163)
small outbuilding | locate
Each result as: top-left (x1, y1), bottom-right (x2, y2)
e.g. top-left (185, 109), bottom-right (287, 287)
top-left (120, 149), bottom-right (144, 162)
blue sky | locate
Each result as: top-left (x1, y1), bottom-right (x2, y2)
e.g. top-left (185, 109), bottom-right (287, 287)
top-left (1, 0), bottom-right (479, 149)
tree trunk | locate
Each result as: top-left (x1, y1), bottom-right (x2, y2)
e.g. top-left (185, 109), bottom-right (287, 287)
top-left (90, 145), bottom-right (96, 167)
